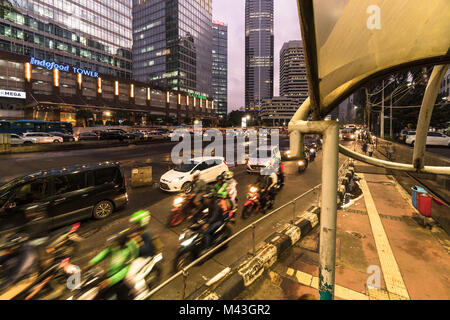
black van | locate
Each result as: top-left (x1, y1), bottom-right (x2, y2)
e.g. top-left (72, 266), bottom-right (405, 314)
top-left (0, 162), bottom-right (128, 236)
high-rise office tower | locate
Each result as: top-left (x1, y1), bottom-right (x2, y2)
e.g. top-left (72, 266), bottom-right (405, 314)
top-left (0, 0), bottom-right (133, 78)
top-left (245, 0), bottom-right (274, 112)
top-left (133, 0), bottom-right (213, 97)
top-left (280, 40), bottom-right (308, 101)
top-left (211, 20), bottom-right (227, 118)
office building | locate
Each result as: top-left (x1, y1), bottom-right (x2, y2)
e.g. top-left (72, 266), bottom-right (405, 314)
top-left (132, 0), bottom-right (213, 98)
top-left (245, 0), bottom-right (274, 112)
top-left (211, 20), bottom-right (227, 118)
top-left (260, 96), bottom-right (301, 126)
top-left (280, 40), bottom-right (308, 101)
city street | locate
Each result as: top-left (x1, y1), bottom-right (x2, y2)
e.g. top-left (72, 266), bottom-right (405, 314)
top-left (0, 137), bottom-right (347, 299)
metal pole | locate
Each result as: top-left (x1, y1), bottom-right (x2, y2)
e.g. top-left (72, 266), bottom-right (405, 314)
top-left (412, 65), bottom-right (449, 170)
top-left (390, 96), bottom-right (393, 139)
top-left (381, 80), bottom-right (385, 139)
top-left (318, 121), bottom-right (339, 300)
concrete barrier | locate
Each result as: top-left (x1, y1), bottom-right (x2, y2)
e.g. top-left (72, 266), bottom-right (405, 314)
top-left (130, 166), bottom-right (153, 188)
top-left (186, 206), bottom-right (321, 300)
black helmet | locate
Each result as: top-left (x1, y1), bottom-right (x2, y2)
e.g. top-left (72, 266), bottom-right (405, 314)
top-left (0, 233), bottom-right (29, 250)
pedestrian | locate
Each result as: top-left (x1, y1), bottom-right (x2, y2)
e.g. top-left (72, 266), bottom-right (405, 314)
top-left (387, 143), bottom-right (394, 161)
top-left (368, 142), bottom-right (374, 157)
top-left (362, 141), bottom-right (368, 155)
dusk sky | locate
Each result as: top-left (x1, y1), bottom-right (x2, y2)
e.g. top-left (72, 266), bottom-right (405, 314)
top-left (212, 0), bottom-right (302, 112)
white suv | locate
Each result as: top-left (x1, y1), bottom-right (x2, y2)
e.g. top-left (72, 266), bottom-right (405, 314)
top-left (160, 156), bottom-right (229, 193)
top-left (22, 132), bottom-right (63, 144)
top-left (405, 131), bottom-right (450, 147)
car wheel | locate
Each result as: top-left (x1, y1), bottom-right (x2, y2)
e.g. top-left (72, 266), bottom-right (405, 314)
top-left (411, 141), bottom-right (415, 147)
top-left (181, 182), bottom-right (193, 194)
top-left (93, 200), bottom-right (114, 219)
top-left (54, 140), bottom-right (61, 143)
top-left (23, 141), bottom-right (33, 145)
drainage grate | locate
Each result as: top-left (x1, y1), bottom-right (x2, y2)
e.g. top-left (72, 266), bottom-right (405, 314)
top-left (379, 214), bottom-right (405, 221)
top-left (343, 209), bottom-right (368, 215)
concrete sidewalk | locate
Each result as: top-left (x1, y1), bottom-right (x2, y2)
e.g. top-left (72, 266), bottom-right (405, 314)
top-left (238, 156), bottom-right (450, 300)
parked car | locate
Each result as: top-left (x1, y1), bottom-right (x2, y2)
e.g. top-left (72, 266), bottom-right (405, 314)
top-left (10, 134), bottom-right (26, 145)
top-left (99, 131), bottom-right (125, 141)
top-left (77, 132), bottom-right (100, 141)
top-left (22, 132), bottom-right (63, 144)
top-left (247, 145), bottom-right (281, 174)
top-left (405, 131), bottom-right (450, 147)
top-left (0, 162), bottom-right (128, 237)
top-left (49, 131), bottom-right (76, 142)
top-left (160, 156), bottom-right (229, 193)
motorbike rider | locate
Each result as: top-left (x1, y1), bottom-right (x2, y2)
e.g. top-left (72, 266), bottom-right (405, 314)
top-left (190, 172), bottom-right (207, 207)
top-left (214, 173), bottom-right (230, 212)
top-left (0, 233), bottom-right (38, 298)
top-left (197, 193), bottom-right (225, 255)
top-left (224, 171), bottom-right (238, 210)
top-left (128, 210), bottom-right (160, 258)
top-left (260, 165), bottom-right (278, 210)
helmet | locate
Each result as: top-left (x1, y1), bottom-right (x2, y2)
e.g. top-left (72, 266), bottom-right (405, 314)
top-left (224, 171), bottom-right (234, 180)
top-left (217, 173), bottom-right (225, 181)
top-left (0, 233), bottom-right (29, 250)
top-left (129, 210), bottom-right (151, 228)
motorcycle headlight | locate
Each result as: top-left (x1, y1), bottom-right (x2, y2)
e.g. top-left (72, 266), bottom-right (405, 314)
top-left (250, 186), bottom-right (258, 193)
top-left (298, 160), bottom-right (305, 166)
top-left (179, 233), bottom-right (186, 241)
top-left (310, 148), bottom-right (316, 153)
top-left (173, 197), bottom-right (183, 207)
top-left (181, 237), bottom-right (195, 247)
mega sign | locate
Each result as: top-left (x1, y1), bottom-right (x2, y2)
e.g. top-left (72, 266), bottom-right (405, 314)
top-left (30, 57), bottom-right (99, 78)
top-left (0, 89), bottom-right (26, 99)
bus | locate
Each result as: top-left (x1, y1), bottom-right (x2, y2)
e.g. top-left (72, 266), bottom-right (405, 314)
top-left (0, 120), bottom-right (73, 135)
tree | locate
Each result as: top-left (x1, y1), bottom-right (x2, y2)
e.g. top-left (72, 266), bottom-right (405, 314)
top-left (227, 110), bottom-right (246, 127)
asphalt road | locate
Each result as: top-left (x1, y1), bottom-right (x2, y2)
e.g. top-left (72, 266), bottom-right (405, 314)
top-left (0, 137), bottom-right (347, 299)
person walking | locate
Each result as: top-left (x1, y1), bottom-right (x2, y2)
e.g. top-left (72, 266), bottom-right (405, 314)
top-left (362, 140), bottom-right (368, 155)
top-left (368, 142), bottom-right (374, 157)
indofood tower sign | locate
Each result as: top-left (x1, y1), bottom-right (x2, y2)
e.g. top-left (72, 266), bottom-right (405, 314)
top-left (30, 57), bottom-right (99, 78)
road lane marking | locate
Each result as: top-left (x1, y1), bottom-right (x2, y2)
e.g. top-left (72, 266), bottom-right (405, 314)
top-left (359, 174), bottom-right (410, 300)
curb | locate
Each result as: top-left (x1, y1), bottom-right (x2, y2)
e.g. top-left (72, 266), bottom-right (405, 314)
top-left (186, 206), bottom-right (321, 300)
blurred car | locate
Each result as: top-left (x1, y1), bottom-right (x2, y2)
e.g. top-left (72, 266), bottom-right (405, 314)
top-left (247, 145), bottom-right (281, 174)
top-left (399, 129), bottom-right (411, 142)
top-left (0, 162), bottom-right (128, 236)
top-left (340, 129), bottom-right (356, 141)
top-left (77, 132), bottom-right (100, 141)
top-left (10, 134), bottom-right (26, 145)
top-left (405, 131), bottom-right (450, 147)
top-left (49, 131), bottom-right (76, 142)
top-left (22, 132), bottom-right (63, 144)
top-left (160, 156), bottom-right (229, 193)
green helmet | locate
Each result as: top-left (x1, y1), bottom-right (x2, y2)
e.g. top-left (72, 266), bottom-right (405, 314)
top-left (224, 171), bottom-right (234, 180)
top-left (130, 210), bottom-right (151, 228)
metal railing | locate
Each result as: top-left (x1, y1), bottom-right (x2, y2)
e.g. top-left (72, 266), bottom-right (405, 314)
top-left (145, 158), bottom-right (351, 300)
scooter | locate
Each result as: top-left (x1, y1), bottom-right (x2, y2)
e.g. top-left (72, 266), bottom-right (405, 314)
top-left (174, 213), bottom-right (232, 272)
top-left (68, 252), bottom-right (163, 300)
top-left (242, 185), bottom-right (263, 219)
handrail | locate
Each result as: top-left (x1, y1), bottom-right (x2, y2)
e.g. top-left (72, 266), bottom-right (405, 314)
top-left (145, 159), bottom-right (351, 299)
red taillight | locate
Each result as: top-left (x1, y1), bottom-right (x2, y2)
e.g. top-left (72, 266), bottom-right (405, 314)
top-left (71, 222), bottom-right (80, 232)
top-left (124, 173), bottom-right (128, 188)
top-left (223, 160), bottom-right (227, 166)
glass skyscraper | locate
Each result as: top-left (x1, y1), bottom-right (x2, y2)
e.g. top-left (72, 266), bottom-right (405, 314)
top-left (212, 20), bottom-right (227, 118)
top-left (132, 0), bottom-right (213, 97)
top-left (0, 0), bottom-right (133, 78)
top-left (245, 0), bottom-right (274, 112)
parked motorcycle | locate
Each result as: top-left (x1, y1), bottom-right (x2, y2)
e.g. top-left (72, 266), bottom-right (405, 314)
top-left (174, 213), bottom-right (232, 272)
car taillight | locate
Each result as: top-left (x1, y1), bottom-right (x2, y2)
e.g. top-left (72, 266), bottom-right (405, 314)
top-left (223, 160), bottom-right (227, 166)
top-left (124, 173), bottom-right (128, 188)
top-left (71, 222), bottom-right (80, 232)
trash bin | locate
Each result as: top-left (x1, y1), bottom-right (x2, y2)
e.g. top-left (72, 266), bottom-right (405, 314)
top-left (411, 186), bottom-right (427, 209)
top-left (417, 194), bottom-right (432, 217)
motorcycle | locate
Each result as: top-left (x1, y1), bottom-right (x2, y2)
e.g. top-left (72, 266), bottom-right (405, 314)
top-left (68, 252), bottom-right (163, 300)
top-left (0, 222), bottom-right (83, 300)
top-left (174, 212), bottom-right (232, 272)
top-left (167, 194), bottom-right (198, 228)
top-left (242, 186), bottom-right (263, 219)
